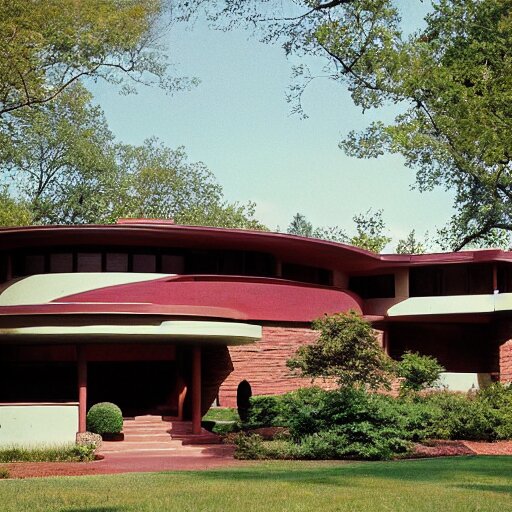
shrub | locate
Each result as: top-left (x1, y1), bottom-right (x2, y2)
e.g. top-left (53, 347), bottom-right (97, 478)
top-left (287, 311), bottom-right (394, 390)
top-left (0, 467), bottom-right (9, 479)
top-left (86, 402), bottom-right (123, 435)
top-left (233, 433), bottom-right (297, 460)
top-left (244, 395), bottom-right (285, 428)
top-left (396, 351), bottom-right (445, 393)
top-left (0, 444), bottom-right (96, 463)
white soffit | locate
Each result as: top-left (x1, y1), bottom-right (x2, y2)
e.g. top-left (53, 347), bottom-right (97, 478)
top-left (0, 320), bottom-right (262, 345)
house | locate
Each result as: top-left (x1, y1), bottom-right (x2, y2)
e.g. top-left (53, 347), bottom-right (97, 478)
top-left (0, 219), bottom-right (511, 445)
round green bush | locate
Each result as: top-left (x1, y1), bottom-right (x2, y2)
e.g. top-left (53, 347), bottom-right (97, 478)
top-left (86, 402), bottom-right (123, 435)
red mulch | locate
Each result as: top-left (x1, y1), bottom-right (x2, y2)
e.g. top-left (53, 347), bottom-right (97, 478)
top-left (2, 444), bottom-right (243, 479)
top-left (411, 440), bottom-right (475, 458)
top-left (3, 440), bottom-right (512, 479)
top-left (462, 440), bottom-right (512, 455)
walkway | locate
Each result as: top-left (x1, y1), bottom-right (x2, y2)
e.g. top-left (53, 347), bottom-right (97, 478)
top-left (5, 416), bottom-right (242, 479)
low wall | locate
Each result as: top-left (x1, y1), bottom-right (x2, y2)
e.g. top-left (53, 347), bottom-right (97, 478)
top-left (0, 403), bottom-right (78, 447)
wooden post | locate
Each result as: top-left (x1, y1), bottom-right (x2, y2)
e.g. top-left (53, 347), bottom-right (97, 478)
top-left (77, 345), bottom-right (87, 433)
top-left (493, 263), bottom-right (499, 293)
top-left (191, 346), bottom-right (202, 435)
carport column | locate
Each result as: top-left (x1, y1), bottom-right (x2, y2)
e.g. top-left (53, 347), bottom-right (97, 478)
top-left (192, 346), bottom-right (202, 435)
top-left (77, 345), bottom-right (87, 433)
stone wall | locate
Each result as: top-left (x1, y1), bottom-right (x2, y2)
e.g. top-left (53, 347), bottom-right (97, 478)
top-left (500, 339), bottom-right (512, 383)
top-left (218, 325), bottom-right (331, 407)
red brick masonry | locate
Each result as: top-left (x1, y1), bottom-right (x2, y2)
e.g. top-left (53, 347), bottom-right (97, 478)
top-left (500, 339), bottom-right (512, 383)
top-left (219, 325), bottom-right (327, 407)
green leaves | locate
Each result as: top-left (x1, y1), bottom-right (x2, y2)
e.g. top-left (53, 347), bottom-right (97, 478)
top-left (0, 0), bottom-right (195, 117)
top-left (288, 310), bottom-right (394, 390)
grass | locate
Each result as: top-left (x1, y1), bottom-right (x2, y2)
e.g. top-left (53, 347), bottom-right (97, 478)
top-left (0, 444), bottom-right (95, 463)
top-left (203, 407), bottom-right (239, 422)
top-left (0, 457), bottom-right (511, 511)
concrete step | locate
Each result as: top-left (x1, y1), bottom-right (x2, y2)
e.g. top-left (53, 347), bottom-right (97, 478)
top-left (123, 424), bottom-right (171, 430)
top-left (123, 434), bottom-right (172, 442)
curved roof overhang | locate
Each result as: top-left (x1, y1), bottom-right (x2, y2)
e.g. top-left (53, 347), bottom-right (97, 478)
top-left (0, 273), bottom-right (363, 323)
top-left (0, 224), bottom-right (383, 273)
top-left (2, 223), bottom-right (512, 273)
top-left (0, 320), bottom-right (262, 345)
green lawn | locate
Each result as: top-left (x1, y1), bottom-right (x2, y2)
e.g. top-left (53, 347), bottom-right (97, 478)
top-left (0, 457), bottom-right (511, 512)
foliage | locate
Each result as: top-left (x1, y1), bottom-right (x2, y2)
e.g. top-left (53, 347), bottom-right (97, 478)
top-left (395, 230), bottom-right (426, 254)
top-left (244, 395), bottom-right (285, 429)
top-left (420, 384), bottom-right (512, 441)
top-left (236, 383), bottom-right (512, 460)
top-left (1, 85), bottom-right (266, 229)
top-left (0, 187), bottom-right (32, 226)
top-left (396, 351), bottom-right (445, 393)
top-left (0, 83), bottom-right (117, 223)
top-left (287, 213), bottom-right (314, 237)
top-left (86, 402), bottom-right (123, 435)
top-left (0, 0), bottom-right (194, 118)
top-left (287, 311), bottom-right (393, 390)
top-left (180, 0), bottom-right (512, 250)
top-left (285, 209), bottom-right (389, 252)
top-left (350, 209), bottom-right (390, 252)
top-left (0, 444), bottom-right (95, 463)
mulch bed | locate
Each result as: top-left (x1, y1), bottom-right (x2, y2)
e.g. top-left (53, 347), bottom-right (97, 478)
top-left (2, 440), bottom-right (512, 479)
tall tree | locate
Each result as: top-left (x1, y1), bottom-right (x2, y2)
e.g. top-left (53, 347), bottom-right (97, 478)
top-left (285, 209), bottom-right (390, 252)
top-left (395, 230), bottom-right (426, 254)
top-left (0, 86), bottom-right (265, 230)
top-left (179, 0), bottom-right (512, 250)
top-left (0, 0), bottom-right (194, 117)
top-left (0, 83), bottom-right (117, 223)
top-left (287, 213), bottom-right (314, 237)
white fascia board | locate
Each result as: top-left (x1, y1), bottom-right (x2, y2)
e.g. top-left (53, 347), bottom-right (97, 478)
top-left (387, 295), bottom-right (496, 317)
top-left (0, 320), bottom-right (262, 345)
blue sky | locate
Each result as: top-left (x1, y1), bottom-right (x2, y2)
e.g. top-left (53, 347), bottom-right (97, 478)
top-left (89, 2), bottom-right (454, 250)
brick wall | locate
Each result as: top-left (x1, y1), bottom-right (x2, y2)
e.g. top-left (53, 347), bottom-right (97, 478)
top-left (500, 340), bottom-right (512, 383)
top-left (218, 325), bottom-right (337, 407)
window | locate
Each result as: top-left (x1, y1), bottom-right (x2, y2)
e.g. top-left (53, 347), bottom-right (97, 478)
top-left (282, 263), bottom-right (332, 285)
top-left (349, 274), bottom-right (395, 299)
top-left (410, 264), bottom-right (493, 297)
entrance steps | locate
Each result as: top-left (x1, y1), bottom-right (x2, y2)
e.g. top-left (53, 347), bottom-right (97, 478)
top-left (100, 415), bottom-right (220, 453)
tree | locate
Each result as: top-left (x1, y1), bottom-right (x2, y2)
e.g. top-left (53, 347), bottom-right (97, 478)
top-left (395, 351), bottom-right (445, 394)
top-left (0, 0), bottom-right (193, 118)
top-left (287, 213), bottom-right (314, 237)
top-left (0, 188), bottom-right (32, 226)
top-left (395, 230), bottom-right (426, 254)
top-left (112, 139), bottom-right (266, 230)
top-left (1, 87), bottom-right (265, 229)
top-left (0, 83), bottom-right (117, 223)
top-left (287, 310), bottom-right (393, 390)
top-left (179, 0), bottom-right (512, 250)
top-left (350, 209), bottom-right (390, 252)
top-left (285, 209), bottom-right (389, 252)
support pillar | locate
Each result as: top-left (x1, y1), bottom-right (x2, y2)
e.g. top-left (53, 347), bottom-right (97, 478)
top-left (191, 346), bottom-right (202, 435)
top-left (77, 345), bottom-right (87, 433)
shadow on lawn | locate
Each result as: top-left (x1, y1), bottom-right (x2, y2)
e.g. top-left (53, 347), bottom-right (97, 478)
top-left (60, 508), bottom-right (128, 512)
top-left (198, 456), bottom-right (512, 488)
top-left (455, 484), bottom-right (512, 495)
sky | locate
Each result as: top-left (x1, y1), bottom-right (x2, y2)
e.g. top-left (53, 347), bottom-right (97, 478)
top-left (89, 1), bottom-right (455, 250)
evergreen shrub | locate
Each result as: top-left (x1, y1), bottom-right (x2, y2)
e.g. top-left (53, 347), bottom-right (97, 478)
top-left (86, 402), bottom-right (123, 435)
